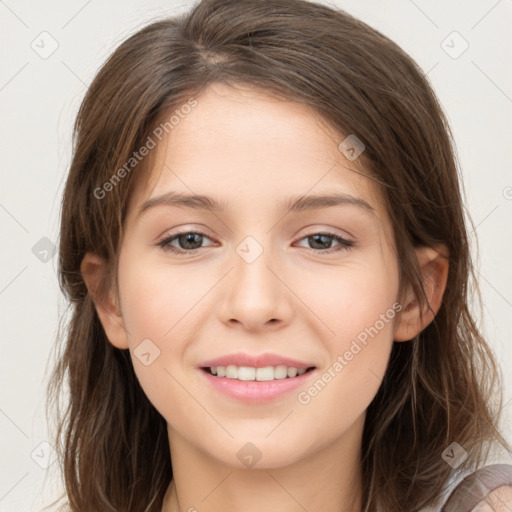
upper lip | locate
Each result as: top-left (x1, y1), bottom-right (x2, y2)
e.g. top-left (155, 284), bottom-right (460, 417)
top-left (199, 352), bottom-right (316, 370)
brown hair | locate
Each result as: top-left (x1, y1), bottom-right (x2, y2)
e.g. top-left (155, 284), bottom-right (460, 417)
top-left (45, 0), bottom-right (510, 510)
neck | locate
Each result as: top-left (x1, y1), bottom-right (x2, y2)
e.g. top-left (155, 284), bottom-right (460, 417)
top-left (161, 415), bottom-right (365, 512)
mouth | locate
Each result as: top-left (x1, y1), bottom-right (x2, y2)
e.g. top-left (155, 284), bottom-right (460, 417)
top-left (200, 365), bottom-right (316, 381)
top-left (199, 364), bottom-right (318, 403)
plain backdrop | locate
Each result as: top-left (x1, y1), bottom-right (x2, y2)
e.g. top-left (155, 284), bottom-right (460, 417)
top-left (0, 0), bottom-right (511, 510)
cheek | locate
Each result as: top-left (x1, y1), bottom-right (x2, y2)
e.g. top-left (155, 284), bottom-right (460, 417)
top-left (292, 252), bottom-right (399, 344)
top-left (292, 257), bottom-right (398, 408)
top-left (119, 256), bottom-right (208, 341)
top-left (117, 251), bottom-right (239, 418)
top-left (295, 302), bottom-right (396, 451)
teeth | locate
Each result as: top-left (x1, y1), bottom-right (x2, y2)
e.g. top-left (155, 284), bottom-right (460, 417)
top-left (238, 366), bottom-right (256, 380)
top-left (207, 364), bottom-right (312, 381)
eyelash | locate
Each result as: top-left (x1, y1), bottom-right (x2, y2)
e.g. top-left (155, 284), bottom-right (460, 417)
top-left (156, 230), bottom-right (354, 255)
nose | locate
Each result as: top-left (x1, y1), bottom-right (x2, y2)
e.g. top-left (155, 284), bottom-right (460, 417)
top-left (218, 238), bottom-right (293, 331)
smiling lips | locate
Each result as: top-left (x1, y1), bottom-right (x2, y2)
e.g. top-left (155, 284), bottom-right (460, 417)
top-left (198, 352), bottom-right (318, 403)
top-left (199, 351), bottom-right (316, 381)
top-left (208, 365), bottom-right (309, 381)
top-left (199, 352), bottom-right (316, 370)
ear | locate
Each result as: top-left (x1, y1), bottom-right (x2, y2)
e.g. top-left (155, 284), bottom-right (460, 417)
top-left (80, 252), bottom-right (130, 349)
top-left (394, 245), bottom-right (449, 342)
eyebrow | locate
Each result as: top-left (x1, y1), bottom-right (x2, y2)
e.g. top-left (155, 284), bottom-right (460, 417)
top-left (137, 191), bottom-right (375, 218)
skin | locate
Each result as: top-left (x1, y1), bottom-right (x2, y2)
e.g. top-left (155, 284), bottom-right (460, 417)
top-left (81, 82), bottom-right (449, 512)
top-left (471, 486), bottom-right (512, 511)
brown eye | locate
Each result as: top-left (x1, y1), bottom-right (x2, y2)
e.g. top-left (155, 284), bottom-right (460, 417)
top-left (296, 232), bottom-right (354, 253)
top-left (157, 231), bottom-right (215, 254)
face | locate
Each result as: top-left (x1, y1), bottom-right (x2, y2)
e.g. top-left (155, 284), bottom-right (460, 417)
top-left (103, 82), bottom-right (404, 469)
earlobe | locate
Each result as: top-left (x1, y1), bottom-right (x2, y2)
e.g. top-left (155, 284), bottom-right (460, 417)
top-left (393, 245), bottom-right (449, 342)
top-left (80, 252), bottom-right (130, 350)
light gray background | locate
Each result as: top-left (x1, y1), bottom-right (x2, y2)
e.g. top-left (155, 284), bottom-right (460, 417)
top-left (0, 0), bottom-right (511, 510)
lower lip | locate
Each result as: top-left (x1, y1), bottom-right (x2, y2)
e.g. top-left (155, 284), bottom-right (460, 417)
top-left (199, 368), bottom-right (317, 404)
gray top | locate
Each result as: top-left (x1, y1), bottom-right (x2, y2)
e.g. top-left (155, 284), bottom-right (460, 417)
top-left (373, 463), bottom-right (512, 511)
top-left (441, 463), bottom-right (512, 511)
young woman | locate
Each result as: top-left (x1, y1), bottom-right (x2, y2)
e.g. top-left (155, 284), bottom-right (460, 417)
top-left (46, 0), bottom-right (512, 510)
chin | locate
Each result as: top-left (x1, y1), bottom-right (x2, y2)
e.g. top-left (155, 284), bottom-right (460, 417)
top-left (205, 434), bottom-right (313, 470)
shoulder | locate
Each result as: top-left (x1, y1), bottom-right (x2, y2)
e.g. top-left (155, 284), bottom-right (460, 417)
top-left (442, 464), bottom-right (512, 512)
top-left (471, 484), bottom-right (512, 511)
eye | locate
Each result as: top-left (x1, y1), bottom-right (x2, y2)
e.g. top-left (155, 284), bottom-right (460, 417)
top-left (295, 231), bottom-right (354, 254)
top-left (157, 230), bottom-right (354, 255)
top-left (157, 231), bottom-right (215, 254)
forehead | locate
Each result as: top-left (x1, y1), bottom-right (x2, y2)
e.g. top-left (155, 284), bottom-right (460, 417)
top-left (126, 82), bottom-right (386, 225)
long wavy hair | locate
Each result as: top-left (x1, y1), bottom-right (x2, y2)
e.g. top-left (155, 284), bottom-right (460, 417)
top-left (45, 0), bottom-right (510, 510)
